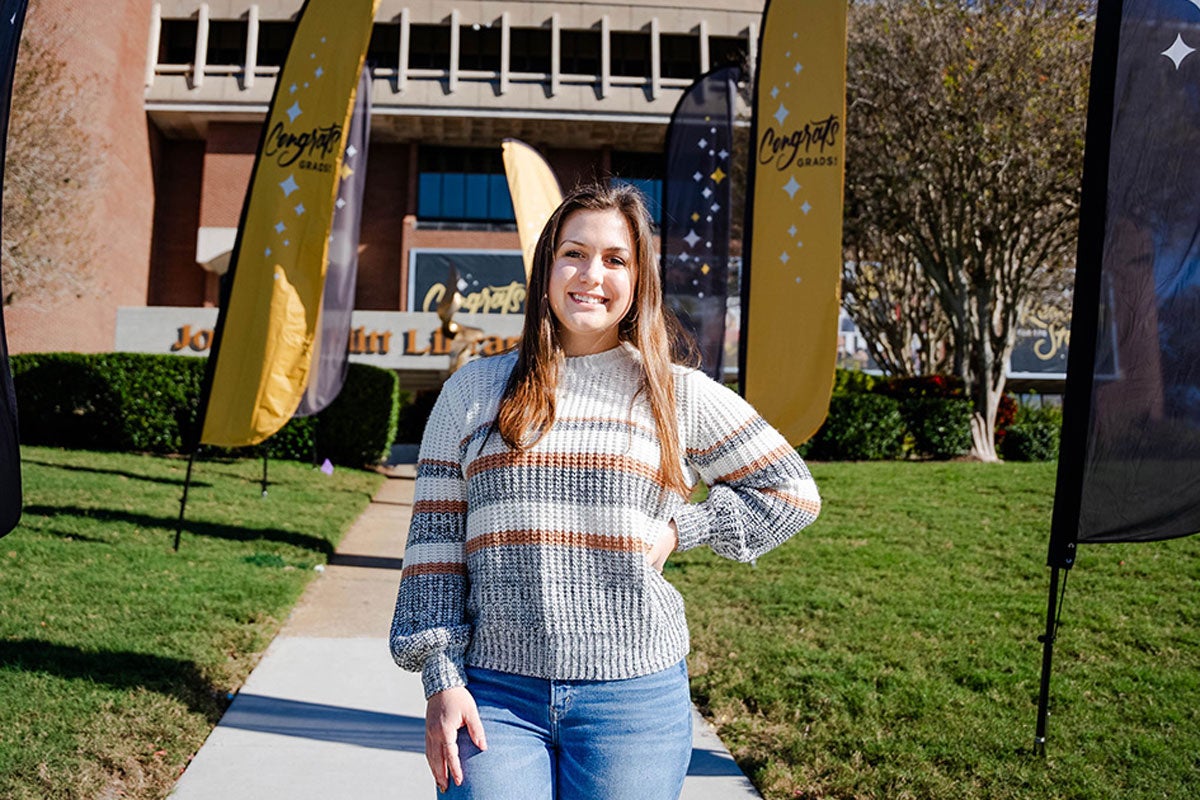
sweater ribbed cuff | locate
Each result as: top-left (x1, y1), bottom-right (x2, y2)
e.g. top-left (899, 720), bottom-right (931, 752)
top-left (422, 650), bottom-right (468, 699)
top-left (670, 497), bottom-right (710, 552)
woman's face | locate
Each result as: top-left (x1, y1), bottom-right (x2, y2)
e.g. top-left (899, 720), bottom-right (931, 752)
top-left (547, 208), bottom-right (637, 356)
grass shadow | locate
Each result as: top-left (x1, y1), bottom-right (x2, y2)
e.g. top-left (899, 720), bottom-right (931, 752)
top-left (21, 505), bottom-right (336, 557)
top-left (20, 457), bottom-right (213, 488)
top-left (0, 638), bottom-right (227, 724)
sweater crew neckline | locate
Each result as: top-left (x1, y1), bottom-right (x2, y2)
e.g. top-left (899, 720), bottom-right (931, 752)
top-left (561, 342), bottom-right (638, 374)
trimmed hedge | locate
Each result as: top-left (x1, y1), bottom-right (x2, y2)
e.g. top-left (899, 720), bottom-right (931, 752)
top-left (803, 393), bottom-right (906, 461)
top-left (901, 397), bottom-right (973, 460)
top-left (11, 352), bottom-right (400, 466)
top-left (1000, 404), bottom-right (1063, 462)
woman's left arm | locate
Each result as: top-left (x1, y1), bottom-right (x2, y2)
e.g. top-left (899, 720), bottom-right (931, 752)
top-left (668, 373), bottom-right (820, 563)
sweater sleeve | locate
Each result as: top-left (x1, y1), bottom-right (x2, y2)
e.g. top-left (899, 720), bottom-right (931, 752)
top-left (668, 372), bottom-right (821, 562)
top-left (389, 381), bottom-right (473, 699)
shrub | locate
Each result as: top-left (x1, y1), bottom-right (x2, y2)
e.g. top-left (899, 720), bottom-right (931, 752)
top-left (873, 373), bottom-right (1018, 445)
top-left (11, 353), bottom-right (400, 466)
top-left (902, 397), bottom-right (973, 459)
top-left (832, 368), bottom-right (877, 396)
top-left (1000, 404), bottom-right (1063, 461)
top-left (806, 393), bottom-right (906, 461)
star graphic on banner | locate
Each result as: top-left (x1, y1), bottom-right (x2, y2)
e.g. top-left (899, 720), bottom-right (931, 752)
top-left (774, 104), bottom-right (790, 126)
top-left (780, 251), bottom-right (790, 264)
top-left (788, 224), bottom-right (798, 237)
top-left (801, 201), bottom-right (813, 215)
top-left (718, 149), bottom-right (729, 161)
top-left (265, 247), bottom-right (272, 257)
top-left (701, 263), bottom-right (711, 275)
top-left (290, 83), bottom-right (298, 93)
top-left (691, 212), bottom-right (700, 222)
top-left (783, 177), bottom-right (801, 199)
top-left (286, 102), bottom-right (302, 123)
top-left (315, 66), bottom-right (324, 78)
top-left (698, 138), bottom-right (708, 149)
top-left (346, 145), bottom-right (358, 159)
top-left (794, 62), bottom-right (803, 75)
top-left (796, 240), bottom-right (804, 248)
top-left (680, 253), bottom-right (690, 262)
top-left (294, 202), bottom-right (306, 216)
top-left (770, 86), bottom-right (780, 99)
top-left (310, 52), bottom-right (316, 59)
top-left (702, 187), bottom-right (713, 199)
top-left (274, 221), bottom-right (286, 234)
top-left (711, 203), bottom-right (720, 213)
top-left (684, 229), bottom-right (701, 248)
top-left (279, 175), bottom-right (299, 196)
top-left (693, 171), bottom-right (703, 182)
top-left (283, 239), bottom-right (290, 246)
top-left (711, 167), bottom-right (727, 184)
top-left (336, 197), bottom-right (346, 209)
top-left (1163, 34), bottom-right (1195, 69)
top-left (340, 163), bottom-right (354, 180)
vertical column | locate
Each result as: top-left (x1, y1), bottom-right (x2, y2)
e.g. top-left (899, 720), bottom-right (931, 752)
top-left (193, 3), bottom-right (210, 89)
top-left (244, 4), bottom-right (259, 89)
top-left (550, 12), bottom-right (560, 97)
top-left (500, 11), bottom-right (510, 94)
top-left (747, 22), bottom-right (758, 84)
top-left (650, 17), bottom-right (660, 100)
top-left (699, 19), bottom-right (710, 74)
top-left (600, 15), bottom-right (610, 99)
top-left (398, 8), bottom-right (410, 93)
top-left (449, 8), bottom-right (460, 94)
top-left (145, 3), bottom-right (162, 89)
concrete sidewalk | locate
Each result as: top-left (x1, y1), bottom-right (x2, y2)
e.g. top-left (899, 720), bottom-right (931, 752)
top-left (169, 469), bottom-right (761, 800)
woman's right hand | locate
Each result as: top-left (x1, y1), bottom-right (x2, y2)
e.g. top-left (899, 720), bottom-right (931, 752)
top-left (425, 686), bottom-right (487, 792)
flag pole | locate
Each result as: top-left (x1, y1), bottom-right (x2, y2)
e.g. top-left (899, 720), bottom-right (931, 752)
top-left (174, 449), bottom-right (198, 551)
top-left (1033, 565), bottom-right (1067, 755)
top-left (261, 453), bottom-right (269, 497)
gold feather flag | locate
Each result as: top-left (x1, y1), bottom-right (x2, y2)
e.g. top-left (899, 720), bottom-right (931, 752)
top-left (200, 0), bottom-right (380, 447)
top-left (502, 139), bottom-right (563, 282)
top-left (741, 0), bottom-right (848, 444)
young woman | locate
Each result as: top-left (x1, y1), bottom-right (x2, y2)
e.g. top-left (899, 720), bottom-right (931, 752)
top-left (390, 183), bottom-right (820, 799)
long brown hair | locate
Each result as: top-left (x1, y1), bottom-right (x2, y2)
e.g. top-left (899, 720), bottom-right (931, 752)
top-left (496, 183), bottom-right (698, 496)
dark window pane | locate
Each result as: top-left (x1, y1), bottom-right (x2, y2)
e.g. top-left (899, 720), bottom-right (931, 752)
top-left (609, 152), bottom-right (664, 222)
top-left (418, 147), bottom-right (515, 221)
top-left (610, 32), bottom-right (650, 78)
top-left (560, 29), bottom-right (600, 76)
top-left (207, 20), bottom-right (246, 67)
top-left (257, 21), bottom-right (295, 67)
top-left (661, 34), bottom-right (699, 79)
top-left (709, 35), bottom-right (748, 69)
top-left (460, 25), bottom-right (500, 71)
top-left (510, 27), bottom-right (550, 73)
top-left (160, 19), bottom-right (197, 64)
top-left (410, 24), bottom-right (450, 70)
top-left (368, 23), bottom-right (400, 68)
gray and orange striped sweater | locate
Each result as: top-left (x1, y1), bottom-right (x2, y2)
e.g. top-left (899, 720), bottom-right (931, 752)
top-left (389, 344), bottom-right (820, 699)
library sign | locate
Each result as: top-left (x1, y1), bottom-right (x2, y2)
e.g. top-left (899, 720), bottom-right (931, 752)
top-left (114, 307), bottom-right (525, 371)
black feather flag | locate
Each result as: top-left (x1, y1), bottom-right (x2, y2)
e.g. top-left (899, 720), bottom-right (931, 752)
top-left (0, 0), bottom-right (29, 538)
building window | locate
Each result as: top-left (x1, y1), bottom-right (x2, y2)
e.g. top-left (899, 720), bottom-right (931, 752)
top-left (610, 32), bottom-right (651, 78)
top-left (159, 19), bottom-right (197, 64)
top-left (510, 27), bottom-right (551, 73)
top-left (609, 151), bottom-right (663, 224)
top-left (560, 29), bottom-right (600, 76)
top-left (418, 147), bottom-right (515, 222)
top-left (709, 36), bottom-right (749, 69)
top-left (368, 23), bottom-right (400, 68)
top-left (410, 24), bottom-right (450, 70)
top-left (207, 20), bottom-right (247, 67)
top-left (255, 22), bottom-right (295, 67)
top-left (661, 34), bottom-right (699, 79)
top-left (460, 24), bottom-right (501, 71)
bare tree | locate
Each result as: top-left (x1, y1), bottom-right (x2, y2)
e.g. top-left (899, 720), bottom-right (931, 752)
top-left (2, 13), bottom-right (99, 307)
top-left (844, 0), bottom-right (1092, 460)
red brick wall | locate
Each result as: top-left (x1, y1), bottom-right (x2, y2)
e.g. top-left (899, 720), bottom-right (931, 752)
top-left (5, 0), bottom-right (155, 354)
top-left (356, 143), bottom-right (408, 311)
top-left (148, 137), bottom-right (206, 306)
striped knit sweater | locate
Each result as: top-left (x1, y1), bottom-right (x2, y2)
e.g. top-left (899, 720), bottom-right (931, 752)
top-left (389, 343), bottom-right (820, 699)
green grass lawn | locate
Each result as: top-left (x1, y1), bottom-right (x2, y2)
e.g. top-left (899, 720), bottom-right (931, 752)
top-left (672, 461), bottom-right (1200, 800)
top-left (0, 447), bottom-right (383, 800)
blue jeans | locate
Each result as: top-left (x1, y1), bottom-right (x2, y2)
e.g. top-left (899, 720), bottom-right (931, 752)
top-left (443, 660), bottom-right (693, 800)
